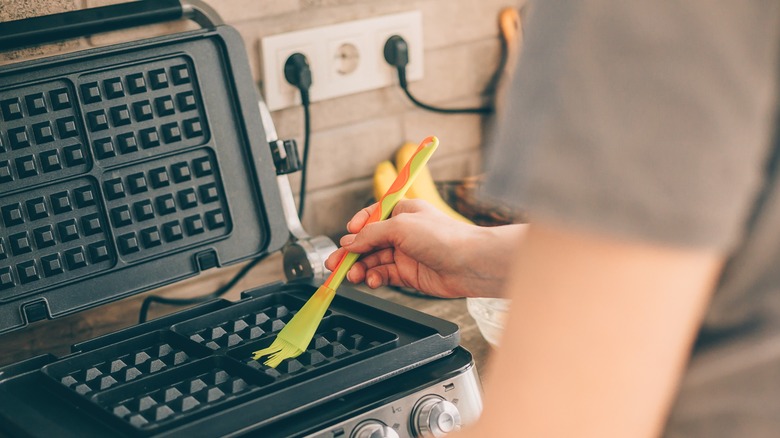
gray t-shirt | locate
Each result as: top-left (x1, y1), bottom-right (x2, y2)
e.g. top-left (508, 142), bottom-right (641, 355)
top-left (484, 1), bottom-right (780, 436)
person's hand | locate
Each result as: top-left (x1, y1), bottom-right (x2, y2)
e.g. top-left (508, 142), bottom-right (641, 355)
top-left (325, 199), bottom-right (525, 298)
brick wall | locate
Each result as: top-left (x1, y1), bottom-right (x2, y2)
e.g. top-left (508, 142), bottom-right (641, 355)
top-left (0, 0), bottom-right (518, 364)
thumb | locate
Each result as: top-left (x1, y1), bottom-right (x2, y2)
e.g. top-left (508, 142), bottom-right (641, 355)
top-left (343, 220), bottom-right (401, 254)
top-left (347, 199), bottom-right (423, 234)
top-left (390, 199), bottom-right (429, 217)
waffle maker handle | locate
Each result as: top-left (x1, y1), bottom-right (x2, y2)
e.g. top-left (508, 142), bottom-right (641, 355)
top-left (0, 0), bottom-right (223, 52)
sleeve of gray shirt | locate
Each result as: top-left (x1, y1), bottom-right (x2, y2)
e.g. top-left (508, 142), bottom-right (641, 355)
top-left (484, 0), bottom-right (780, 250)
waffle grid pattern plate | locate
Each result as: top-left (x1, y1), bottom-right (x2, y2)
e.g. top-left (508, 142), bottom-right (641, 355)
top-left (42, 296), bottom-right (398, 434)
top-left (0, 55), bottom-right (231, 301)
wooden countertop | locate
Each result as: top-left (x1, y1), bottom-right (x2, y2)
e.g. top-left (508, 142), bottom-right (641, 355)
top-left (0, 253), bottom-right (493, 377)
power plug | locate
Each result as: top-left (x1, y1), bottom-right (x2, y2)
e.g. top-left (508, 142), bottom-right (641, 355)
top-left (383, 35), bottom-right (410, 88)
top-left (284, 52), bottom-right (312, 105)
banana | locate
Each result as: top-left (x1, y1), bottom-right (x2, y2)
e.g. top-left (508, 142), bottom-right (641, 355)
top-left (373, 160), bottom-right (399, 202)
top-left (394, 142), bottom-right (473, 224)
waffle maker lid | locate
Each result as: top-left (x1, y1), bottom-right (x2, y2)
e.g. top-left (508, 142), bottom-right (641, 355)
top-left (0, 1), bottom-right (290, 334)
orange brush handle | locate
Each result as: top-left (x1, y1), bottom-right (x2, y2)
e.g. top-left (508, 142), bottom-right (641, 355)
top-left (323, 136), bottom-right (439, 290)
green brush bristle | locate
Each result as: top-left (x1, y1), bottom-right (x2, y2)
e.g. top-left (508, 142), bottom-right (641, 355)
top-left (252, 338), bottom-right (304, 368)
top-left (250, 338), bottom-right (285, 361)
top-left (252, 285), bottom-right (336, 368)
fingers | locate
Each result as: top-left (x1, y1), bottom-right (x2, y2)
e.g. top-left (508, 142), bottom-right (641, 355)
top-left (345, 247), bottom-right (395, 283)
top-left (345, 199), bottom-right (429, 234)
top-left (325, 247), bottom-right (348, 271)
top-left (339, 234), bottom-right (356, 247)
top-left (328, 230), bottom-right (395, 264)
top-left (343, 220), bottom-right (399, 254)
top-left (391, 199), bottom-right (429, 216)
top-left (355, 247), bottom-right (396, 270)
top-left (365, 264), bottom-right (405, 289)
top-left (327, 245), bottom-right (401, 288)
top-left (348, 261), bottom-right (404, 289)
top-left (329, 243), bottom-right (397, 278)
top-left (329, 199), bottom-right (434, 288)
top-left (346, 204), bottom-right (377, 234)
top-left (346, 261), bottom-right (367, 284)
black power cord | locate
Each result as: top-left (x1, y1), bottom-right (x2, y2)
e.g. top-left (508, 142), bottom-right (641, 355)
top-left (138, 252), bottom-right (271, 323)
top-left (284, 53), bottom-right (313, 220)
top-left (383, 35), bottom-right (492, 115)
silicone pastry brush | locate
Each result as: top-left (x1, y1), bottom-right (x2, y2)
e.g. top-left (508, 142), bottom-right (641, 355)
top-left (252, 136), bottom-right (440, 368)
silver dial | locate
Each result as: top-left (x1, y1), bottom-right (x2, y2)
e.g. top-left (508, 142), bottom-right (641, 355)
top-left (412, 396), bottom-right (462, 437)
top-left (351, 420), bottom-right (400, 438)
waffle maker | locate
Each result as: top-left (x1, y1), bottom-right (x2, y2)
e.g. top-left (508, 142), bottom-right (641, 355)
top-left (0, 2), bottom-right (483, 437)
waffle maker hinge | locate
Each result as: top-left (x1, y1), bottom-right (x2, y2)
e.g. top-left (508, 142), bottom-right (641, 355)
top-left (257, 98), bottom-right (337, 283)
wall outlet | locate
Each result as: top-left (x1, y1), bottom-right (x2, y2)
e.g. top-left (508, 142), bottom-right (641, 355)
top-left (260, 11), bottom-right (424, 111)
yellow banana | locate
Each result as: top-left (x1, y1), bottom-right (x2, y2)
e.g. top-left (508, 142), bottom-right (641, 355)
top-left (373, 161), bottom-right (399, 202)
top-left (394, 142), bottom-right (473, 224)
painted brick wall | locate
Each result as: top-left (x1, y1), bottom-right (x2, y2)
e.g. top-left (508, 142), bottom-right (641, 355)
top-left (1, 0), bottom-right (517, 238)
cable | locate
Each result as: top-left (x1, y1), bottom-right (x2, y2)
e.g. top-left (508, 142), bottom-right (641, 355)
top-left (298, 98), bottom-right (311, 219)
top-left (283, 53), bottom-right (313, 220)
top-left (138, 252), bottom-right (270, 323)
top-left (383, 35), bottom-right (493, 115)
top-left (398, 68), bottom-right (491, 115)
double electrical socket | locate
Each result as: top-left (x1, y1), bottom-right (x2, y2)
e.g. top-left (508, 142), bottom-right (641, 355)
top-left (260, 11), bottom-right (424, 111)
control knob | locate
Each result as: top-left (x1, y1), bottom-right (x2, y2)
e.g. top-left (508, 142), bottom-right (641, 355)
top-left (412, 395), bottom-right (462, 437)
top-left (351, 420), bottom-right (400, 438)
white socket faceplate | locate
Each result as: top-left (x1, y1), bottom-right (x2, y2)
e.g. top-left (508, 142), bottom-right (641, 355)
top-left (260, 11), bottom-right (424, 111)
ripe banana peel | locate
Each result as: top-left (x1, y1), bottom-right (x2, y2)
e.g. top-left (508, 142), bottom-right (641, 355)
top-left (393, 142), bottom-right (473, 224)
top-left (373, 161), bottom-right (398, 202)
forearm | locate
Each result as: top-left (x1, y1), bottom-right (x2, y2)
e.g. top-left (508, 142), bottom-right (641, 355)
top-left (452, 224), bottom-right (527, 298)
top-left (462, 223), bottom-right (722, 437)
